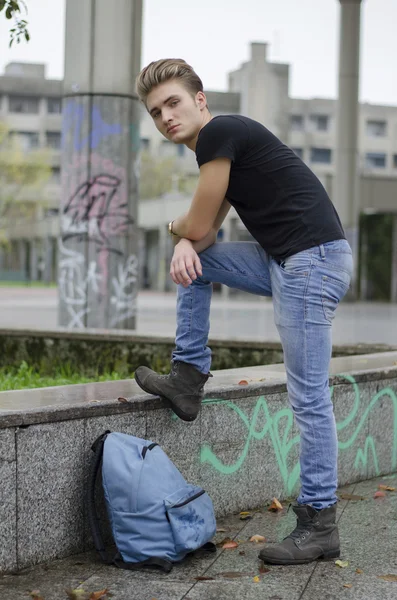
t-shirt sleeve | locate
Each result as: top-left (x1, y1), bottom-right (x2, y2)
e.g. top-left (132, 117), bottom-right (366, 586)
top-left (195, 116), bottom-right (249, 168)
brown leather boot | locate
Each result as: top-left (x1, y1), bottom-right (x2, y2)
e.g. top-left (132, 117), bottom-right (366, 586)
top-left (134, 361), bottom-right (211, 422)
top-left (259, 503), bottom-right (340, 565)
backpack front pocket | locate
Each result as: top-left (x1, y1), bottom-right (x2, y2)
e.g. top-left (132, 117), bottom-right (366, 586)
top-left (164, 484), bottom-right (216, 554)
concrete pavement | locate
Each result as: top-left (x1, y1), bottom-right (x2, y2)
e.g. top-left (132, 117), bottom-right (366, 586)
top-left (0, 287), bottom-right (396, 345)
top-left (1, 474), bottom-right (397, 600)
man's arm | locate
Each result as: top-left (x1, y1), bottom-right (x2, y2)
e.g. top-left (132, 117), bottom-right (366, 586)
top-left (172, 197), bottom-right (231, 253)
top-left (171, 157), bottom-right (231, 241)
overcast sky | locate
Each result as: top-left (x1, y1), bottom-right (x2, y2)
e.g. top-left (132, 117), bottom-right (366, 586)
top-left (0, 0), bottom-right (395, 105)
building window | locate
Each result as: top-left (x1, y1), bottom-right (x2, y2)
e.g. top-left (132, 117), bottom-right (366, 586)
top-left (310, 148), bottom-right (332, 164)
top-left (291, 147), bottom-right (303, 159)
top-left (366, 120), bottom-right (387, 137)
top-left (140, 138), bottom-right (150, 151)
top-left (310, 114), bottom-right (329, 132)
top-left (290, 115), bottom-right (304, 131)
top-left (45, 131), bottom-right (61, 149)
top-left (47, 97), bottom-right (62, 114)
top-left (393, 154), bottom-right (397, 168)
top-left (10, 131), bottom-right (39, 151)
top-left (50, 167), bottom-right (61, 183)
top-left (365, 152), bottom-right (386, 168)
top-left (9, 95), bottom-right (39, 114)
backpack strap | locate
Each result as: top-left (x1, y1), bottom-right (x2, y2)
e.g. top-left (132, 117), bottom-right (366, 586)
top-left (86, 430), bottom-right (114, 565)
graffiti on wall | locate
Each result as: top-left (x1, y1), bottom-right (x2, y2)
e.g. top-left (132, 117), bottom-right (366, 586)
top-left (60, 100), bottom-right (139, 329)
top-left (199, 374), bottom-right (397, 495)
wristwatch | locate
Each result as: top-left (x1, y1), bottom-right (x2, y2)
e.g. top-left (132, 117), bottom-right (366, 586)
top-left (168, 220), bottom-right (175, 235)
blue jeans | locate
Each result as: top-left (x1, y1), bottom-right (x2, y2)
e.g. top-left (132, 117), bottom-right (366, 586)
top-left (172, 239), bottom-right (353, 510)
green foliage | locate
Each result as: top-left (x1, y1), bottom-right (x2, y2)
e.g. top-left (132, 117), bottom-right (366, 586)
top-left (0, 361), bottom-right (133, 391)
top-left (0, 121), bottom-right (51, 246)
top-left (139, 151), bottom-right (198, 199)
top-left (0, 0), bottom-right (29, 46)
top-left (359, 213), bottom-right (393, 301)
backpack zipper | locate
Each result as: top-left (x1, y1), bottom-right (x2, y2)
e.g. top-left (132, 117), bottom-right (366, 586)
top-left (170, 489), bottom-right (205, 509)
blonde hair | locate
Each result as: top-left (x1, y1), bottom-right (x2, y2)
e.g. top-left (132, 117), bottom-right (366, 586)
top-left (136, 59), bottom-right (204, 106)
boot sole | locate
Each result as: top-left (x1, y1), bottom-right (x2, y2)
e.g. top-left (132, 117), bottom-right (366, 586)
top-left (259, 549), bottom-right (340, 565)
top-left (134, 372), bottom-right (198, 422)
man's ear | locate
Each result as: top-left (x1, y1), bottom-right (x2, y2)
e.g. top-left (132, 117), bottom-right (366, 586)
top-left (196, 91), bottom-right (207, 110)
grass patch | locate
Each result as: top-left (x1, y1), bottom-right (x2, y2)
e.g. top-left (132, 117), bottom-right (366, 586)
top-left (0, 281), bottom-right (57, 288)
top-left (0, 361), bottom-right (133, 391)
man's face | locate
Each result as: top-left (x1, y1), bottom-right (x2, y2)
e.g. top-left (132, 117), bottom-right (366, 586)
top-left (146, 80), bottom-right (206, 146)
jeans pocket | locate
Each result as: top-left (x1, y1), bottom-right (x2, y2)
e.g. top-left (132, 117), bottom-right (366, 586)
top-left (322, 273), bottom-right (350, 323)
top-left (279, 250), bottom-right (312, 277)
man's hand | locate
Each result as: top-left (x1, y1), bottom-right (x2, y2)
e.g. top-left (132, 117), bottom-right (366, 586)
top-left (170, 239), bottom-right (203, 287)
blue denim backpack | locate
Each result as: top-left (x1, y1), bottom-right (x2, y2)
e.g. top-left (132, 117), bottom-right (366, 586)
top-left (87, 431), bottom-right (217, 573)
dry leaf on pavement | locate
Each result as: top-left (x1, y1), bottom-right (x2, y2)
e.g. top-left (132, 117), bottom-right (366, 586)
top-left (355, 568), bottom-right (363, 574)
top-left (377, 574), bottom-right (397, 582)
top-left (117, 397), bottom-right (128, 403)
top-left (238, 380), bottom-right (249, 385)
top-left (29, 592), bottom-right (44, 600)
top-left (374, 491), bottom-right (386, 498)
top-left (339, 493), bottom-right (366, 501)
top-left (216, 528), bottom-right (227, 533)
top-left (253, 576), bottom-right (260, 583)
top-left (335, 560), bottom-right (349, 568)
top-left (90, 590), bottom-right (111, 600)
top-left (65, 590), bottom-right (90, 600)
top-left (223, 541), bottom-right (239, 549)
top-left (250, 535), bottom-right (266, 543)
top-left (268, 498), bottom-right (283, 512)
top-left (343, 584), bottom-right (352, 588)
top-left (378, 485), bottom-right (396, 492)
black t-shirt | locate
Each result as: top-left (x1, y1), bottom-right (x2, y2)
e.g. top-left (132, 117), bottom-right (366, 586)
top-left (195, 115), bottom-right (345, 260)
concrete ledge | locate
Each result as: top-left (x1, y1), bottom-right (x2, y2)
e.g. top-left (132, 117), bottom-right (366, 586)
top-left (1, 351), bottom-right (397, 573)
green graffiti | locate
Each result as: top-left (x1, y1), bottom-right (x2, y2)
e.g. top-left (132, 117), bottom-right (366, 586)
top-left (199, 374), bottom-right (397, 495)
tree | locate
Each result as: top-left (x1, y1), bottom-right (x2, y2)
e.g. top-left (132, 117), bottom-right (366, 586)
top-left (139, 151), bottom-right (198, 200)
top-left (0, 0), bottom-right (29, 47)
top-left (0, 122), bottom-right (51, 245)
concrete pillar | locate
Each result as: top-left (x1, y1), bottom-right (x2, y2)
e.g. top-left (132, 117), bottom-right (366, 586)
top-left (391, 215), bottom-right (397, 303)
top-left (59, 0), bottom-right (142, 329)
top-left (334, 0), bottom-right (363, 295)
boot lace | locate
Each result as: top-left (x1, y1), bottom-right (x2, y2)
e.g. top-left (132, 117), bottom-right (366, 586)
top-left (286, 522), bottom-right (313, 544)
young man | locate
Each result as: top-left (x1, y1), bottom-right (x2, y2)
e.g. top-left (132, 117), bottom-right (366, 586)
top-left (134, 59), bottom-right (353, 566)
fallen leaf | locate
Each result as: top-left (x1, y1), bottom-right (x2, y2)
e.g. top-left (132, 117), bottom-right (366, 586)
top-left (335, 560), bottom-right (349, 568)
top-left (218, 571), bottom-right (254, 579)
top-left (240, 511), bottom-right (250, 515)
top-left (250, 535), bottom-right (266, 543)
top-left (374, 491), bottom-right (386, 498)
top-left (89, 400), bottom-right (101, 403)
top-left (259, 566), bottom-right (271, 574)
top-left (216, 537), bottom-right (232, 547)
top-left (239, 550), bottom-right (246, 556)
top-left (223, 541), bottom-right (239, 549)
top-left (339, 493), bottom-right (366, 501)
top-left (117, 396), bottom-right (128, 403)
top-left (238, 380), bottom-right (249, 385)
top-left (193, 576), bottom-right (215, 581)
top-left (379, 485), bottom-right (396, 492)
top-left (356, 568), bottom-right (363, 574)
top-left (216, 528), bottom-right (227, 533)
top-left (65, 590), bottom-right (90, 600)
top-left (268, 498), bottom-right (283, 512)
top-left (240, 514), bottom-right (252, 520)
top-left (90, 590), bottom-right (110, 600)
top-left (343, 583), bottom-right (352, 588)
top-left (29, 592), bottom-right (44, 600)
top-left (253, 576), bottom-right (260, 583)
top-left (378, 574), bottom-right (397, 582)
